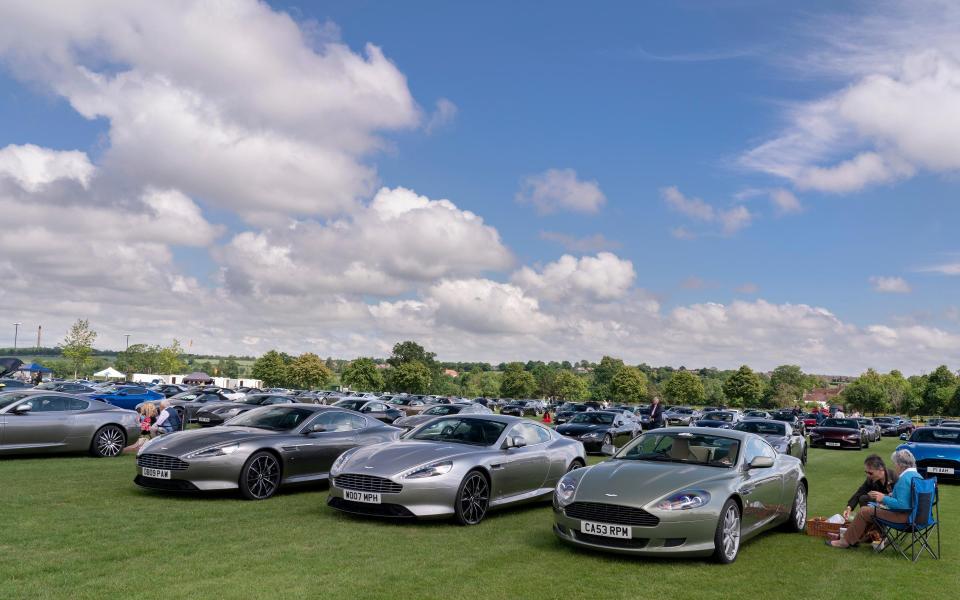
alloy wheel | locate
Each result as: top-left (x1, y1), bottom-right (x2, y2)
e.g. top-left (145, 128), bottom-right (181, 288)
top-left (722, 505), bottom-right (741, 561)
top-left (459, 473), bottom-right (489, 525)
top-left (794, 485), bottom-right (807, 530)
top-left (95, 426), bottom-right (124, 457)
top-left (246, 454), bottom-right (280, 499)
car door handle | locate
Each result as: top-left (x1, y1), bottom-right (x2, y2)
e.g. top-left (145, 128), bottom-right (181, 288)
top-left (739, 485), bottom-right (755, 495)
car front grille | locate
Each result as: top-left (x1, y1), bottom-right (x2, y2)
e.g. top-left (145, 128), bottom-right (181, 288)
top-left (334, 473), bottom-right (403, 494)
top-left (137, 454), bottom-right (189, 471)
top-left (565, 502), bottom-right (660, 527)
top-left (573, 531), bottom-right (650, 549)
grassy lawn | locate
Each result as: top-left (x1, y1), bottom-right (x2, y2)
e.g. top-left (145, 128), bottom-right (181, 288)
top-left (0, 436), bottom-right (953, 600)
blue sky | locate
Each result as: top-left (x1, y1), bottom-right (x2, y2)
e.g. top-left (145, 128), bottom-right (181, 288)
top-left (0, 1), bottom-right (957, 373)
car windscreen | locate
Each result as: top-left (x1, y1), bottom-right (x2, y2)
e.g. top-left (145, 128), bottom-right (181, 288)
top-left (911, 429), bottom-right (960, 444)
top-left (334, 400), bottom-right (365, 411)
top-left (821, 418), bottom-right (859, 429)
top-left (570, 412), bottom-right (615, 425)
top-left (238, 394), bottom-right (275, 405)
top-left (389, 397), bottom-right (415, 405)
top-left (770, 412), bottom-right (793, 421)
top-left (874, 417), bottom-right (894, 423)
top-left (735, 421), bottom-right (786, 436)
top-left (423, 405), bottom-right (463, 416)
top-left (702, 412), bottom-right (733, 422)
top-left (615, 431), bottom-right (740, 468)
top-left (410, 418), bottom-right (506, 446)
top-left (856, 419), bottom-right (875, 426)
top-left (226, 406), bottom-right (314, 431)
top-left (0, 392), bottom-right (32, 409)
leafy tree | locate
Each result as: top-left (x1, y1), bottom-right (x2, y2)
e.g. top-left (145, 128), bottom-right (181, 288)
top-left (662, 369), bottom-right (705, 405)
top-left (388, 341), bottom-right (436, 368)
top-left (342, 357), bottom-right (384, 391)
top-left (390, 361), bottom-right (432, 394)
top-left (156, 340), bottom-right (187, 374)
top-left (251, 350), bottom-right (291, 388)
top-left (922, 365), bottom-right (957, 416)
top-left (703, 378), bottom-right (727, 406)
top-left (765, 364), bottom-right (817, 407)
top-left (288, 353), bottom-right (333, 389)
top-left (841, 369), bottom-right (888, 415)
top-left (532, 363), bottom-right (560, 398)
top-left (722, 365), bottom-right (764, 408)
top-left (500, 362), bottom-right (537, 398)
top-left (61, 319), bottom-right (97, 378)
top-left (554, 370), bottom-right (588, 402)
top-left (223, 357), bottom-right (240, 379)
top-left (882, 370), bottom-right (917, 415)
top-left (590, 355), bottom-right (625, 400)
top-left (479, 371), bottom-right (502, 397)
top-left (608, 367), bottom-right (648, 404)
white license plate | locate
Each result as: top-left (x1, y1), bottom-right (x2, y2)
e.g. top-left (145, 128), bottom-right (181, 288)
top-left (826, 442), bottom-right (841, 447)
top-left (142, 468), bottom-right (171, 479)
top-left (198, 417), bottom-right (210, 422)
top-left (581, 520), bottom-right (631, 539)
top-left (928, 466), bottom-right (954, 474)
top-left (344, 490), bottom-right (381, 504)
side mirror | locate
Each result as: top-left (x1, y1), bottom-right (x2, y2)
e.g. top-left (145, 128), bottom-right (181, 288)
top-left (748, 456), bottom-right (774, 469)
top-left (13, 403), bottom-right (32, 414)
top-left (304, 424), bottom-right (328, 434)
top-left (899, 433), bottom-right (908, 440)
top-left (507, 436), bottom-right (526, 449)
top-left (614, 420), bottom-right (624, 427)
top-left (601, 442), bottom-right (616, 456)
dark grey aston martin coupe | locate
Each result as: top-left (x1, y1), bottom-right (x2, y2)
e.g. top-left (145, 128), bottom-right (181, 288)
top-left (0, 390), bottom-right (140, 457)
top-left (134, 405), bottom-right (401, 500)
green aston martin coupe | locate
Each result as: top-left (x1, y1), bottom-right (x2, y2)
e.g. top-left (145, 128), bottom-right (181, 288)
top-left (553, 427), bottom-right (807, 563)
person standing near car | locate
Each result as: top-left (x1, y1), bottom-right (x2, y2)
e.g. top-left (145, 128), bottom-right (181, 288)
top-left (649, 397), bottom-right (665, 430)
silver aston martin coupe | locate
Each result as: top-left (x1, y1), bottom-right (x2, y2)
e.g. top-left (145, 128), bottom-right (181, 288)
top-left (0, 390), bottom-right (140, 457)
top-left (134, 405), bottom-right (401, 499)
top-left (328, 415), bottom-right (587, 525)
top-left (552, 427), bottom-right (807, 563)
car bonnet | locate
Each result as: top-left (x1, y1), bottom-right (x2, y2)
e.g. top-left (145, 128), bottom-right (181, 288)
top-left (340, 440), bottom-right (487, 477)
top-left (142, 427), bottom-right (273, 455)
top-left (571, 459), bottom-right (735, 506)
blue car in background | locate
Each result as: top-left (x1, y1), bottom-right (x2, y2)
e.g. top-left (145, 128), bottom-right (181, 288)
top-left (898, 427), bottom-right (960, 482)
top-left (88, 385), bottom-right (163, 410)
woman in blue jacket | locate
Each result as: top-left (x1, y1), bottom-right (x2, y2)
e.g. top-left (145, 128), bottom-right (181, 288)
top-left (827, 449), bottom-right (922, 548)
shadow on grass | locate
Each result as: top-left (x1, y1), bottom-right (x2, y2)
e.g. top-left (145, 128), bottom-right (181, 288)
top-left (129, 479), bottom-right (331, 503)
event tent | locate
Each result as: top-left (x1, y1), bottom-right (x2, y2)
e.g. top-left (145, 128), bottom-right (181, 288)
top-left (93, 367), bottom-right (126, 380)
top-left (18, 362), bottom-right (52, 373)
top-left (183, 371), bottom-right (214, 384)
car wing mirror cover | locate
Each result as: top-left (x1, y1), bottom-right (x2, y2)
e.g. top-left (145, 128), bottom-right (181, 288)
top-left (13, 403), bottom-right (32, 414)
top-left (305, 424), bottom-right (328, 434)
top-left (506, 435), bottom-right (526, 449)
top-left (749, 456), bottom-right (775, 469)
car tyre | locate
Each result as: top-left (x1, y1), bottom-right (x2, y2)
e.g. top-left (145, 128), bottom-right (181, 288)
top-left (801, 447), bottom-right (808, 465)
top-left (239, 451), bottom-right (281, 500)
top-left (712, 499), bottom-right (741, 564)
top-left (782, 481), bottom-right (807, 533)
top-left (454, 470), bottom-right (490, 526)
top-left (567, 459), bottom-right (586, 472)
top-left (90, 425), bottom-right (126, 458)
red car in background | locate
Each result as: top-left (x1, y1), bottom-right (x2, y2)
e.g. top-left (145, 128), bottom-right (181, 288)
top-left (809, 417), bottom-right (869, 450)
top-left (802, 413), bottom-right (822, 429)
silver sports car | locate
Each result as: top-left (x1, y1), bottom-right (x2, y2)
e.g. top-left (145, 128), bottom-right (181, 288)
top-left (553, 427), bottom-right (807, 563)
top-left (0, 390), bottom-right (140, 457)
top-left (328, 415), bottom-right (586, 525)
top-left (134, 405), bottom-right (401, 500)
top-left (391, 402), bottom-right (492, 431)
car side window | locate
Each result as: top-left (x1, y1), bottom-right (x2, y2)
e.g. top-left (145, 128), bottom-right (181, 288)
top-left (67, 398), bottom-right (89, 411)
top-left (310, 411), bottom-right (363, 432)
top-left (744, 438), bottom-right (776, 463)
top-left (511, 423), bottom-right (548, 446)
top-left (265, 396), bottom-right (290, 405)
top-left (25, 395), bottom-right (69, 412)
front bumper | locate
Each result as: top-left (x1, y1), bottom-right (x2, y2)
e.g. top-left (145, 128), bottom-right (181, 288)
top-left (134, 453), bottom-right (244, 492)
top-left (553, 505), bottom-right (716, 557)
top-left (810, 437), bottom-right (861, 449)
top-left (328, 472), bottom-right (460, 519)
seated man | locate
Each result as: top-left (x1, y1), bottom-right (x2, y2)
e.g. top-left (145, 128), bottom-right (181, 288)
top-left (150, 400), bottom-right (182, 436)
top-left (827, 449), bottom-right (921, 549)
top-left (843, 454), bottom-right (897, 521)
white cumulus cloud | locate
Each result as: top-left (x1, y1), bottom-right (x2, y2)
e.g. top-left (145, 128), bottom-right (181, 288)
top-left (516, 168), bottom-right (606, 214)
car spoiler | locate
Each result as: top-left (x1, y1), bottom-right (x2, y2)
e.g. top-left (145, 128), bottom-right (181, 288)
top-left (0, 357), bottom-right (24, 379)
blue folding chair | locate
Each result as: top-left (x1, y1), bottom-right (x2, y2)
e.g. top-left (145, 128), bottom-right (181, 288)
top-left (873, 477), bottom-right (940, 561)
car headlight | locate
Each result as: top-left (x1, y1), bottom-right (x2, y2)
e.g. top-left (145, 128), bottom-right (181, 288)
top-left (581, 432), bottom-right (602, 439)
top-left (330, 448), bottom-right (359, 477)
top-left (555, 474), bottom-right (579, 507)
top-left (656, 490), bottom-right (711, 511)
top-left (775, 443), bottom-right (789, 453)
top-left (403, 461), bottom-right (453, 479)
top-left (183, 443), bottom-right (240, 459)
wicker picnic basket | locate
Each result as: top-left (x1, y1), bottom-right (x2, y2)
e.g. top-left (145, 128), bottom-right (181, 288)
top-left (806, 517), bottom-right (843, 537)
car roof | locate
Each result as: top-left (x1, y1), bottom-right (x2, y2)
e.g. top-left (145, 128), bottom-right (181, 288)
top-left (653, 426), bottom-right (754, 441)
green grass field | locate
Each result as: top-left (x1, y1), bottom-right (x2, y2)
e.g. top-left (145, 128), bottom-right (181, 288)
top-left (0, 436), bottom-right (953, 600)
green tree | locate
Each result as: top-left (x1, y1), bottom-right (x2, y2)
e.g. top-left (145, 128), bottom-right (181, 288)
top-left (223, 357), bottom-right (240, 379)
top-left (341, 358), bottom-right (385, 392)
top-left (479, 371), bottom-right (502, 397)
top-left (156, 340), bottom-right (187, 374)
top-left (922, 365), bottom-right (957, 416)
top-left (882, 370), bottom-right (917, 415)
top-left (288, 353), bottom-right (333, 389)
top-left (251, 350), bottom-right (291, 388)
top-left (703, 378), bottom-right (727, 406)
top-left (390, 361), bottom-right (432, 394)
top-left (662, 369), bottom-right (705, 405)
top-left (608, 367), bottom-right (649, 404)
top-left (553, 370), bottom-right (588, 402)
top-left (722, 365), bottom-right (764, 408)
top-left (500, 362), bottom-right (537, 398)
top-left (532, 363), bottom-right (560, 398)
top-left (388, 341), bottom-right (436, 368)
top-left (590, 355), bottom-right (625, 400)
top-left (766, 364), bottom-right (818, 407)
top-left (62, 319), bottom-right (97, 378)
top-left (841, 369), bottom-right (888, 415)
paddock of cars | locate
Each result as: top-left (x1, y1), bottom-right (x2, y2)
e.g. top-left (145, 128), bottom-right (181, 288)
top-left (1, 390), bottom-right (957, 600)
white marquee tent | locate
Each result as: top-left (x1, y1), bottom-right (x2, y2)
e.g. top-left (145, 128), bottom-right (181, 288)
top-left (92, 367), bottom-right (126, 380)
